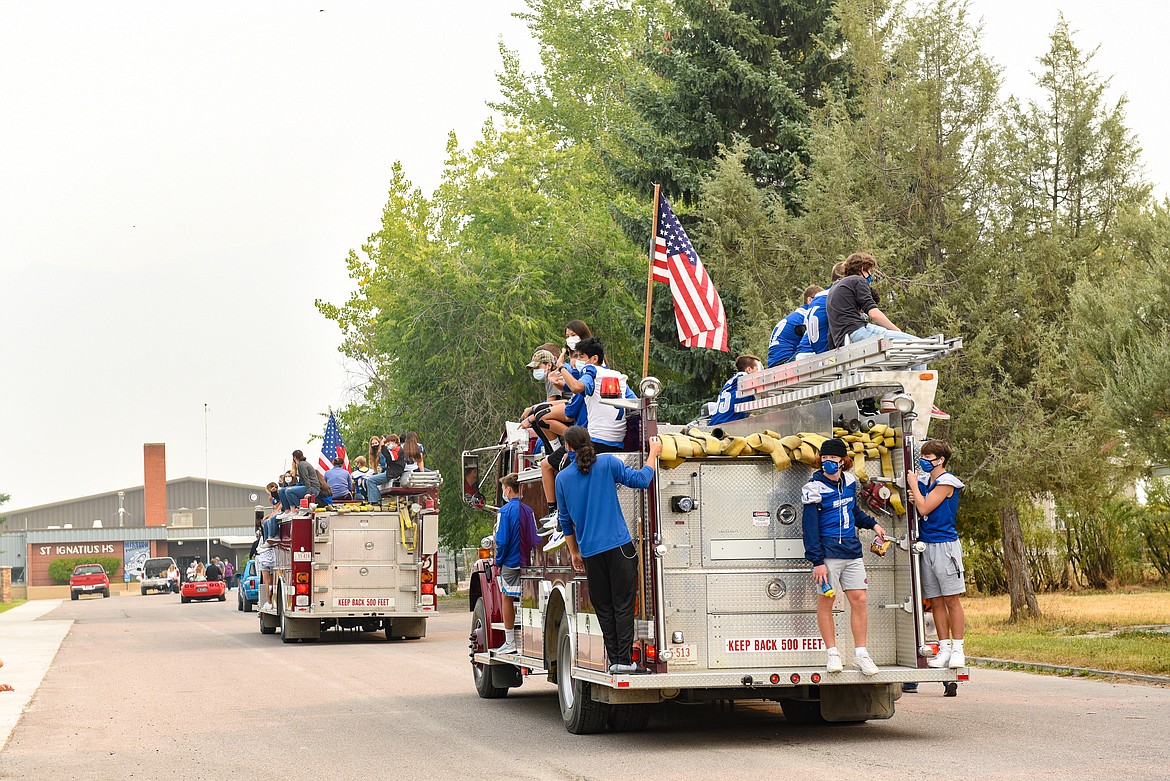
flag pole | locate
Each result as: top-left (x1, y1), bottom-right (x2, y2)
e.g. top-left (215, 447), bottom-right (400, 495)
top-left (642, 183), bottom-right (661, 379)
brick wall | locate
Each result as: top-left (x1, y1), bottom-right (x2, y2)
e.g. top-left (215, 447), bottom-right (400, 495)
top-left (144, 443), bottom-right (166, 527)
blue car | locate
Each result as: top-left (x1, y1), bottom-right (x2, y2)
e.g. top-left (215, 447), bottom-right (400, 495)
top-left (237, 559), bottom-right (259, 613)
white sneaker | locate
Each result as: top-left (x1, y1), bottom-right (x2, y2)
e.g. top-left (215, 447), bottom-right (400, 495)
top-left (537, 526), bottom-right (556, 537)
top-left (927, 650), bottom-right (951, 668)
top-left (855, 652), bottom-right (879, 676)
top-left (542, 531), bottom-right (566, 552)
top-left (260, 602), bottom-right (272, 612)
top-left (496, 641), bottom-right (516, 655)
top-left (609, 662), bottom-right (638, 675)
top-left (826, 652), bottom-right (844, 673)
top-left (948, 651), bottom-right (966, 669)
top-left (540, 512), bottom-right (559, 530)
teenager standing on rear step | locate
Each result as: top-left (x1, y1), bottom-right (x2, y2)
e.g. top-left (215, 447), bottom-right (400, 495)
top-left (556, 426), bottom-right (663, 675)
top-left (802, 438), bottom-right (887, 676)
top-left (907, 438), bottom-right (967, 669)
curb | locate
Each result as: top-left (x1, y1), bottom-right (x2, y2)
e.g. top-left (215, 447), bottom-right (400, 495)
top-left (969, 656), bottom-right (1170, 685)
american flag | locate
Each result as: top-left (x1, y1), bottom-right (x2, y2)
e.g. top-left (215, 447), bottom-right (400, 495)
top-left (318, 411), bottom-right (349, 474)
top-left (652, 192), bottom-right (729, 351)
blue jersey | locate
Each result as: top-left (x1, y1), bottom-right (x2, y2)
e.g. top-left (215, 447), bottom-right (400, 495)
top-left (801, 471), bottom-right (876, 565)
top-left (794, 289), bottom-right (831, 355)
top-left (917, 472), bottom-right (964, 543)
top-left (709, 371), bottom-right (754, 425)
top-left (494, 497), bottom-right (526, 568)
top-left (768, 306), bottom-right (810, 367)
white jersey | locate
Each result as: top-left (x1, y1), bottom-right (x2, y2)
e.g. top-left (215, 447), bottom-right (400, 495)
top-left (582, 365), bottom-right (629, 448)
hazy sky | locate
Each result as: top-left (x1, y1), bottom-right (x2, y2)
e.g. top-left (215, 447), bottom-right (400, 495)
top-left (2, 1), bottom-right (1167, 512)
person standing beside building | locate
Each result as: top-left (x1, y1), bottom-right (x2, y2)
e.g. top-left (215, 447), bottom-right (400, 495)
top-left (556, 426), bottom-right (663, 675)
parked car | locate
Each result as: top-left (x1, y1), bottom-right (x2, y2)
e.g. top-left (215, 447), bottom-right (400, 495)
top-left (70, 564), bottom-right (110, 600)
top-left (180, 578), bottom-right (226, 604)
top-left (139, 557), bottom-right (179, 595)
top-left (237, 559), bottom-right (259, 613)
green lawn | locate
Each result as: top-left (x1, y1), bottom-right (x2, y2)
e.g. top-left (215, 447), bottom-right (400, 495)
top-left (963, 590), bottom-right (1170, 677)
top-left (0, 600), bottom-right (27, 615)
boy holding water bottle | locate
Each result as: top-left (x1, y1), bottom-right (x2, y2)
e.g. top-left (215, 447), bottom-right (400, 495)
top-left (802, 438), bottom-right (887, 676)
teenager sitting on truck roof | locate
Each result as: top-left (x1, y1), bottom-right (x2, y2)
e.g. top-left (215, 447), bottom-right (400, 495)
top-left (708, 354), bottom-right (762, 426)
top-left (324, 456), bottom-right (355, 500)
top-left (278, 450), bottom-right (322, 510)
top-left (802, 438), bottom-right (887, 676)
top-left (540, 338), bottom-right (634, 551)
top-left (907, 438), bottom-right (966, 669)
top-left (558, 320), bottom-right (592, 372)
top-left (825, 252), bottom-right (949, 419)
top-left (493, 472), bottom-right (537, 655)
top-left (401, 432), bottom-right (426, 474)
top-left (768, 285), bottom-right (823, 367)
top-left (557, 427), bottom-right (663, 674)
top-left (792, 262), bottom-right (847, 361)
top-left (351, 456), bottom-right (372, 501)
top-left (366, 439), bottom-right (406, 505)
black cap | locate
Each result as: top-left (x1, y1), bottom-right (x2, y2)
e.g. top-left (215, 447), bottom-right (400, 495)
top-left (820, 438), bottom-right (848, 459)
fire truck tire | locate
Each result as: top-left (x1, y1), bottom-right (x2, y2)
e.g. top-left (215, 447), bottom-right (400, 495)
top-left (779, 698), bottom-right (825, 725)
top-left (259, 612), bottom-right (277, 634)
top-left (557, 620), bottom-right (611, 734)
top-left (472, 599), bottom-right (509, 699)
top-left (607, 704), bottom-right (651, 733)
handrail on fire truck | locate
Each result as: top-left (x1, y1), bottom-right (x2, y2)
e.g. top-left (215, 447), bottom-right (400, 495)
top-left (735, 335), bottom-right (963, 415)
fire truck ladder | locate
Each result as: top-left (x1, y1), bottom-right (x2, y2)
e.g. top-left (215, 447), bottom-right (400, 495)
top-left (735, 335), bottom-right (962, 414)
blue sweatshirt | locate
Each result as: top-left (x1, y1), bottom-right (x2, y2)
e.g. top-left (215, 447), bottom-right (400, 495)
top-left (917, 472), bottom-right (964, 543)
top-left (494, 497), bottom-right (525, 568)
top-left (801, 471), bottom-right (876, 565)
top-left (556, 452), bottom-right (655, 558)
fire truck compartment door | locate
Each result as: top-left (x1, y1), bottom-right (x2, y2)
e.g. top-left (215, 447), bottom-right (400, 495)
top-left (420, 511), bottom-right (439, 556)
top-left (332, 528), bottom-right (399, 563)
top-left (698, 462), bottom-right (809, 569)
top-left (332, 564), bottom-right (402, 591)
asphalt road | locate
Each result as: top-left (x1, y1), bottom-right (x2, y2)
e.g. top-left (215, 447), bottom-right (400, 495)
top-left (3, 594), bottom-right (1169, 781)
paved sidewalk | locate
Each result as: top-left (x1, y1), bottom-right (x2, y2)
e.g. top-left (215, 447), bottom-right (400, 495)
top-left (0, 600), bottom-right (71, 750)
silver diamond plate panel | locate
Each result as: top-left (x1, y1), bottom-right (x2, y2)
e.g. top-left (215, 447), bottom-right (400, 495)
top-left (658, 468), bottom-right (702, 570)
top-left (569, 664), bottom-right (963, 689)
top-left (332, 564), bottom-right (403, 590)
top-left (332, 528), bottom-right (400, 563)
top-left (705, 570), bottom-right (820, 614)
top-left (662, 572), bottom-right (708, 668)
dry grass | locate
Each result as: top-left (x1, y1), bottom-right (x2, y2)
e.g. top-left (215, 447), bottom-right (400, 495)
top-left (962, 590), bottom-right (1170, 677)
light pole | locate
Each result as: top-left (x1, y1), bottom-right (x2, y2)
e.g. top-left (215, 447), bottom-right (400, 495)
top-left (204, 403), bottom-right (211, 562)
top-left (117, 491), bottom-right (126, 528)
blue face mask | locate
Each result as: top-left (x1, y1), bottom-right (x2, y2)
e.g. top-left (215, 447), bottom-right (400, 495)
top-left (865, 274), bottom-right (873, 284)
top-left (532, 368), bottom-right (547, 381)
top-left (919, 457), bottom-right (936, 473)
top-left (822, 460), bottom-right (841, 476)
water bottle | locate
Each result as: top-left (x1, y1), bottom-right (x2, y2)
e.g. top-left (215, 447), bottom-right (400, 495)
top-left (818, 579), bottom-right (835, 599)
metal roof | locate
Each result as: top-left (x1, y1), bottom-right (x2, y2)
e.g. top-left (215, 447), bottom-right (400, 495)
top-left (4, 476), bottom-right (266, 515)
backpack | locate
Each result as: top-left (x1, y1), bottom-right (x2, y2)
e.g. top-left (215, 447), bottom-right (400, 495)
top-left (517, 503), bottom-right (540, 565)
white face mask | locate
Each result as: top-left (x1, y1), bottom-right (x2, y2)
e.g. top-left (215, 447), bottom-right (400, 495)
top-left (532, 368), bottom-right (547, 381)
top-left (566, 335), bottom-right (580, 350)
top-left (572, 358), bottom-right (586, 370)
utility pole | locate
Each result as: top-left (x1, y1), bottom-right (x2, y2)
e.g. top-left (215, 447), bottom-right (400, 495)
top-left (205, 403), bottom-right (211, 562)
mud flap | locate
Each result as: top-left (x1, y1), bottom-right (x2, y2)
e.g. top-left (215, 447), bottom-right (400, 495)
top-left (491, 664), bottom-right (523, 689)
top-left (820, 683), bottom-right (897, 722)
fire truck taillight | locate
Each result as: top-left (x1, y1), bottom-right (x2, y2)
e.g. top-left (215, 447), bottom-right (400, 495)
top-left (421, 583), bottom-right (435, 596)
top-left (295, 572), bottom-right (309, 584)
top-left (789, 673), bottom-right (801, 684)
top-left (811, 673), bottom-right (822, 684)
top-left (631, 645), bottom-right (641, 663)
top-left (769, 674), bottom-right (781, 684)
top-left (294, 583), bottom-right (309, 596)
top-left (421, 568), bottom-right (435, 584)
top-left (645, 644), bottom-right (657, 662)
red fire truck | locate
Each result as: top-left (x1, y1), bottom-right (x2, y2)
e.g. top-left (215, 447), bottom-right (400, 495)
top-left (464, 336), bottom-right (967, 733)
top-left (258, 484), bottom-right (440, 642)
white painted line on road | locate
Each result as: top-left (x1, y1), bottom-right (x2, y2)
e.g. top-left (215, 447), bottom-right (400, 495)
top-left (0, 600), bottom-right (72, 750)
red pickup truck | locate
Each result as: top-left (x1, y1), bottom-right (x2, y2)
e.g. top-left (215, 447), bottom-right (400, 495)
top-left (70, 564), bottom-right (111, 600)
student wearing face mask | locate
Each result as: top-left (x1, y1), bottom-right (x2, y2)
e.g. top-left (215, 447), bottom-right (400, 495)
top-left (825, 252), bottom-right (949, 418)
top-left (907, 439), bottom-right (966, 669)
top-left (802, 438), bottom-right (887, 676)
top-left (556, 320), bottom-right (592, 376)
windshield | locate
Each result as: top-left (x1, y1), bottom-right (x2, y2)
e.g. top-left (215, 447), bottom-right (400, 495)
top-left (75, 565), bottom-right (104, 575)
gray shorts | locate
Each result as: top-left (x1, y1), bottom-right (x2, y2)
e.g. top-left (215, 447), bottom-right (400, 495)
top-left (499, 566), bottom-right (521, 598)
top-left (257, 547), bottom-right (276, 572)
top-left (825, 557), bottom-right (868, 591)
top-left (922, 540), bottom-right (965, 598)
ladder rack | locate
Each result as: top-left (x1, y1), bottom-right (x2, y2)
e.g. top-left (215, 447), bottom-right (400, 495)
top-left (736, 335), bottom-right (962, 414)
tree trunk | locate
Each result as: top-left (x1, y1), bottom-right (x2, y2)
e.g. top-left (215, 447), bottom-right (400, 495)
top-left (998, 500), bottom-right (1042, 622)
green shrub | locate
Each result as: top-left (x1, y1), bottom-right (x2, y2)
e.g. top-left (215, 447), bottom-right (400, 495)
top-left (48, 556), bottom-right (122, 585)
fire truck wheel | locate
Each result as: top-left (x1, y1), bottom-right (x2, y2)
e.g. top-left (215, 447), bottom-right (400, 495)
top-left (557, 620), bottom-right (611, 734)
top-left (607, 704), bottom-right (651, 733)
top-left (472, 599), bottom-right (509, 699)
top-left (779, 698), bottom-right (825, 725)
